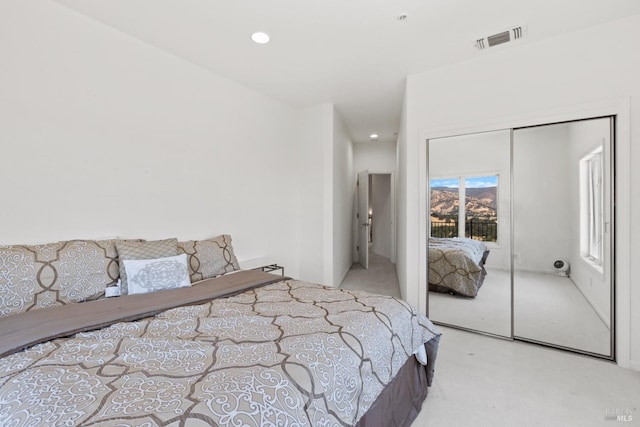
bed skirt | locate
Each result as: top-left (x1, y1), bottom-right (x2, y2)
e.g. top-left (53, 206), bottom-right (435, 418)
top-left (356, 335), bottom-right (440, 427)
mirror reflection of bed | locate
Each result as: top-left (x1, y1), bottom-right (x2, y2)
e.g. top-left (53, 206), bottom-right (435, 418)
top-left (427, 118), bottom-right (613, 358)
top-left (428, 129), bottom-right (512, 338)
top-left (428, 249), bottom-right (512, 338)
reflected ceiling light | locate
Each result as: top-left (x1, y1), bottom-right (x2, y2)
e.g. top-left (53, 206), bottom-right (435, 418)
top-left (251, 32), bottom-right (270, 44)
top-left (370, 133), bottom-right (379, 140)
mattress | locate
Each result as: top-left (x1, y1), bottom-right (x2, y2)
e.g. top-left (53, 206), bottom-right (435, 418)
top-left (429, 237), bottom-right (489, 297)
top-left (0, 270), bottom-right (441, 426)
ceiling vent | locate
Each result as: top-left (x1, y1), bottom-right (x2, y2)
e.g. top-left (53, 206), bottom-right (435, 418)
top-left (475, 25), bottom-right (527, 50)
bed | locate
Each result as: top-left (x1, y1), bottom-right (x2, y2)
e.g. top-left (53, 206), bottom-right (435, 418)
top-left (428, 237), bottom-right (490, 298)
top-left (0, 269), bottom-right (441, 426)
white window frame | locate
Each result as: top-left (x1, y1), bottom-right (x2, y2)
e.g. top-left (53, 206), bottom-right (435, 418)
top-left (579, 145), bottom-right (604, 272)
top-left (430, 173), bottom-right (499, 243)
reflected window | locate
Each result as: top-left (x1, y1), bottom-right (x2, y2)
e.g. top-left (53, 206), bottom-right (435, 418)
top-left (430, 175), bottom-right (498, 242)
top-left (580, 146), bottom-right (604, 268)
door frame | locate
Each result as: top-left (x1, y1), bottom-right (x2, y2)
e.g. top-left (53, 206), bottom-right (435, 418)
top-left (356, 170), bottom-right (369, 269)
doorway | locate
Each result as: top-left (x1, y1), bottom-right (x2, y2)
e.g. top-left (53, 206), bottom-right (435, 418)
top-left (355, 172), bottom-right (395, 268)
top-left (341, 171), bottom-right (399, 297)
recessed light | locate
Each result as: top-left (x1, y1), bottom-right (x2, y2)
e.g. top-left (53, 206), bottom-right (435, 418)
top-left (251, 32), bottom-right (270, 44)
top-left (370, 133), bottom-right (379, 140)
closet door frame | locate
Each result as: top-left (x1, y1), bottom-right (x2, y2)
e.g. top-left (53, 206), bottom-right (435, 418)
top-left (420, 98), bottom-right (631, 366)
top-left (510, 116), bottom-right (615, 360)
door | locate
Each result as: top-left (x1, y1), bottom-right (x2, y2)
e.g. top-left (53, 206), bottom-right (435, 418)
top-left (426, 117), bottom-right (615, 359)
top-left (357, 170), bottom-right (369, 269)
top-left (427, 130), bottom-right (512, 337)
top-left (512, 117), bottom-right (614, 358)
top-left (370, 174), bottom-right (392, 260)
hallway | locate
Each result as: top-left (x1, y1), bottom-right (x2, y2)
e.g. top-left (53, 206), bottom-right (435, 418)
top-left (339, 251), bottom-right (401, 299)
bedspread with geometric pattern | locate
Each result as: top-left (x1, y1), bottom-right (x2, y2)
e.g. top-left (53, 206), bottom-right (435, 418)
top-left (0, 274), bottom-right (441, 426)
top-left (428, 237), bottom-right (489, 297)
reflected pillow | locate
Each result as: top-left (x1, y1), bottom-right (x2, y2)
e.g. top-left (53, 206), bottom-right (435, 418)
top-left (124, 254), bottom-right (190, 295)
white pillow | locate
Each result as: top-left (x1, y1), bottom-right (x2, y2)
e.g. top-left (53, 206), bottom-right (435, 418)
top-left (123, 254), bottom-right (191, 295)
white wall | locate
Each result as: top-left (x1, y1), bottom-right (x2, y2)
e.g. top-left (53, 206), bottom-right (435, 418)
top-left (332, 110), bottom-right (354, 286)
top-left (0, 0), bottom-right (353, 288)
top-left (294, 104), bottom-right (355, 287)
top-left (397, 96), bottom-right (410, 301)
top-left (429, 131), bottom-right (511, 270)
top-left (512, 125), bottom-right (573, 273)
top-left (297, 104), bottom-right (333, 283)
top-left (353, 141), bottom-right (397, 173)
top-left (401, 15), bottom-right (640, 370)
top-left (1, 0), bottom-right (305, 279)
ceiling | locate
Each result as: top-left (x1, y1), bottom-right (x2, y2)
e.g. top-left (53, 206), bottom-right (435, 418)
top-left (53, 0), bottom-right (640, 143)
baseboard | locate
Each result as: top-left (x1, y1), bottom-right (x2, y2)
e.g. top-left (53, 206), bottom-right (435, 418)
top-left (626, 359), bottom-right (640, 372)
top-left (574, 284), bottom-right (610, 328)
top-left (485, 265), bottom-right (510, 272)
top-left (336, 264), bottom-right (351, 288)
top-left (490, 266), bottom-right (571, 275)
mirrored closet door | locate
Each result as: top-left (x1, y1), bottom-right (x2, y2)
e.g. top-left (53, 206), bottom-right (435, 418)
top-left (427, 129), bottom-right (512, 338)
top-left (512, 118), bottom-right (614, 357)
top-left (427, 116), bottom-right (614, 359)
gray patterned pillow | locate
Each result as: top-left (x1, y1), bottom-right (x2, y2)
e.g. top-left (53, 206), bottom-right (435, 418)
top-left (116, 238), bottom-right (178, 295)
top-left (0, 239), bottom-right (120, 318)
top-left (177, 235), bottom-right (240, 282)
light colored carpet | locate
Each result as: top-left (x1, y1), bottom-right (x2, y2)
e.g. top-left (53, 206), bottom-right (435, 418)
top-left (428, 267), bottom-right (511, 337)
top-left (414, 327), bottom-right (640, 427)
top-left (428, 267), bottom-right (611, 355)
top-left (339, 256), bottom-right (636, 426)
top-left (339, 251), bottom-right (401, 298)
top-left (514, 270), bottom-right (610, 355)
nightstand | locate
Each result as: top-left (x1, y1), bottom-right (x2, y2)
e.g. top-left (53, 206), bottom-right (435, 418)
top-left (239, 258), bottom-right (284, 276)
